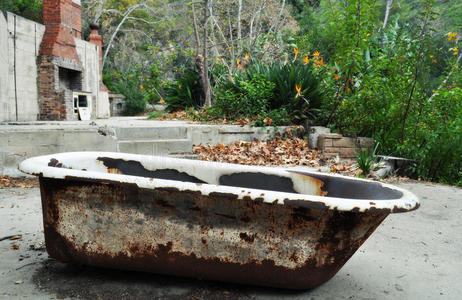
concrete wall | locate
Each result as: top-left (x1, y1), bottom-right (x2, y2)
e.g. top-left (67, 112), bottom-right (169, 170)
top-left (0, 122), bottom-right (293, 177)
top-left (0, 13), bottom-right (10, 122)
top-left (0, 127), bottom-right (117, 176)
top-left (0, 12), bottom-right (45, 121)
top-left (0, 11), bottom-right (107, 122)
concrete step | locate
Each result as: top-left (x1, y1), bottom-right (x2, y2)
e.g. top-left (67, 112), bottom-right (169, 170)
top-left (117, 139), bottom-right (192, 155)
top-left (114, 126), bottom-right (188, 141)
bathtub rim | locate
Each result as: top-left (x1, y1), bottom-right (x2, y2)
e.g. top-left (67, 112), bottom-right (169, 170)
top-left (19, 151), bottom-right (419, 213)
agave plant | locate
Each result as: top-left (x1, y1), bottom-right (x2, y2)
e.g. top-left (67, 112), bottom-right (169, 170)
top-left (245, 60), bottom-right (322, 123)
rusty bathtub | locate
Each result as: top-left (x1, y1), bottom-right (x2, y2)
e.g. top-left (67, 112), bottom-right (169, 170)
top-left (19, 152), bottom-right (419, 289)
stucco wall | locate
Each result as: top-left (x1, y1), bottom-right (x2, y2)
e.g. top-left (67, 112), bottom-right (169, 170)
top-left (0, 12), bottom-right (10, 122)
top-left (5, 12), bottom-right (45, 121)
top-left (76, 39), bottom-right (100, 119)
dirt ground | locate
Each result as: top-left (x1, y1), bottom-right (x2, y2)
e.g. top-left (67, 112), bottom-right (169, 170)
top-left (0, 181), bottom-right (461, 300)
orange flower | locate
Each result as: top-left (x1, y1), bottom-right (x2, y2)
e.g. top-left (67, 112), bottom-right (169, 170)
top-left (179, 84), bottom-right (182, 89)
top-left (159, 98), bottom-right (165, 104)
top-left (303, 56), bottom-right (309, 65)
top-left (315, 57), bottom-right (324, 66)
top-left (217, 57), bottom-right (222, 63)
top-left (313, 51), bottom-right (320, 57)
top-left (334, 74), bottom-right (340, 80)
top-left (245, 53), bottom-right (250, 60)
top-left (447, 32), bottom-right (459, 42)
top-left (295, 84), bottom-right (302, 97)
top-left (293, 48), bottom-right (300, 56)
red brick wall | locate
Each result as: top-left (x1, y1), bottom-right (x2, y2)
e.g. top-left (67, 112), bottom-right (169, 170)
top-left (70, 1), bottom-right (82, 39)
top-left (37, 56), bottom-right (67, 120)
top-left (39, 0), bottom-right (81, 62)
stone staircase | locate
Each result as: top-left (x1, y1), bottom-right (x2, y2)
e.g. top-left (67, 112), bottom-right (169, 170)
top-left (114, 126), bottom-right (193, 156)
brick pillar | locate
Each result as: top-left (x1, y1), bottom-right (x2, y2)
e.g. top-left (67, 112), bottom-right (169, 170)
top-left (40, 0), bottom-right (81, 61)
top-left (37, 56), bottom-right (67, 120)
top-left (38, 0), bottom-right (83, 120)
top-left (88, 23), bottom-right (109, 92)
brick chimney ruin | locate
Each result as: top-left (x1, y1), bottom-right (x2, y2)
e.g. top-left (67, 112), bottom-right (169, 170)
top-left (37, 0), bottom-right (83, 120)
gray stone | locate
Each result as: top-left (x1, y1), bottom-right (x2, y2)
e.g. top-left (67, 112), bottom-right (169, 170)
top-left (308, 126), bottom-right (330, 149)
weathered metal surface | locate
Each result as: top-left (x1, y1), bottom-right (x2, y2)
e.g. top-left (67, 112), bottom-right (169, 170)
top-left (20, 152), bottom-right (419, 289)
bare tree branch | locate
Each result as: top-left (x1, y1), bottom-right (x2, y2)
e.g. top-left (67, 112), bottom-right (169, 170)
top-left (192, 3), bottom-right (201, 55)
top-left (383, 0), bottom-right (394, 28)
top-left (428, 52), bottom-right (462, 102)
top-left (102, 3), bottom-right (147, 68)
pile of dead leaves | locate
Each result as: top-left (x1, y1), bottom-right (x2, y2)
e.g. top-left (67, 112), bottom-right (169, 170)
top-left (151, 110), bottom-right (190, 121)
top-left (0, 176), bottom-right (38, 189)
top-left (149, 109), bottom-right (273, 126)
top-left (193, 135), bottom-right (361, 177)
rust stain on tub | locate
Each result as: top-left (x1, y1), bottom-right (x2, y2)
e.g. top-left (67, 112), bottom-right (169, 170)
top-left (38, 177), bottom-right (389, 289)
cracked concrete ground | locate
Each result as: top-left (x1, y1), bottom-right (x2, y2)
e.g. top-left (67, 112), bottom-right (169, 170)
top-left (0, 181), bottom-right (461, 300)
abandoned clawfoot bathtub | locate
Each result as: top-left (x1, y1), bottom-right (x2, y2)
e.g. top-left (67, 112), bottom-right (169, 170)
top-left (19, 152), bottom-right (419, 289)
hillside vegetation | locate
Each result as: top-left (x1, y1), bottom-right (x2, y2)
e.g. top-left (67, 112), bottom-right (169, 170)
top-left (1, 0), bottom-right (461, 186)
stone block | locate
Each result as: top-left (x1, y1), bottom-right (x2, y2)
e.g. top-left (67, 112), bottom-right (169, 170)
top-left (332, 137), bottom-right (356, 148)
top-left (308, 126), bottom-right (330, 149)
top-left (317, 136), bottom-right (332, 149)
top-left (324, 147), bottom-right (340, 153)
top-left (319, 133), bottom-right (342, 139)
top-left (339, 148), bottom-right (357, 158)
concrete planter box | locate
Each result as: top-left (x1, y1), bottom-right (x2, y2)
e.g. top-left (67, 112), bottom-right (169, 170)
top-left (19, 152), bottom-right (419, 289)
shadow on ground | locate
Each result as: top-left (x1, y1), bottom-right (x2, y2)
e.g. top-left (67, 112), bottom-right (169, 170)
top-left (33, 258), bottom-right (311, 300)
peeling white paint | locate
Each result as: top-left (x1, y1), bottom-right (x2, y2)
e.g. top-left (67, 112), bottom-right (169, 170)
top-left (19, 152), bottom-right (420, 213)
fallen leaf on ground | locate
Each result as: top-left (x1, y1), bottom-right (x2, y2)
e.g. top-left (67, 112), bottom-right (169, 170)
top-left (9, 235), bottom-right (22, 240)
top-left (12, 244), bottom-right (19, 250)
top-left (0, 176), bottom-right (38, 189)
top-left (193, 137), bottom-right (358, 177)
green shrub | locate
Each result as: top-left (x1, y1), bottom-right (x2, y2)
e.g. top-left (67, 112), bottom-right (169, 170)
top-left (356, 143), bottom-right (379, 176)
top-left (254, 107), bottom-right (292, 127)
top-left (164, 68), bottom-right (203, 112)
top-left (107, 74), bottom-right (146, 115)
top-left (401, 87), bottom-right (462, 184)
top-left (211, 73), bottom-right (275, 119)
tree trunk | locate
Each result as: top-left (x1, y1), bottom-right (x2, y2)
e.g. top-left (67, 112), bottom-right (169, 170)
top-left (191, 3), bottom-right (201, 55)
top-left (237, 0), bottom-right (242, 42)
top-left (203, 0), bottom-right (212, 107)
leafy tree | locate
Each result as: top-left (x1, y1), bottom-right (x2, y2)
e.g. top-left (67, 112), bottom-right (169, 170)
top-left (0, 0), bottom-right (42, 22)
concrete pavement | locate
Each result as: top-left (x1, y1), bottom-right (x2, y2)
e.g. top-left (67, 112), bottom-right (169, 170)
top-left (0, 181), bottom-right (461, 299)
